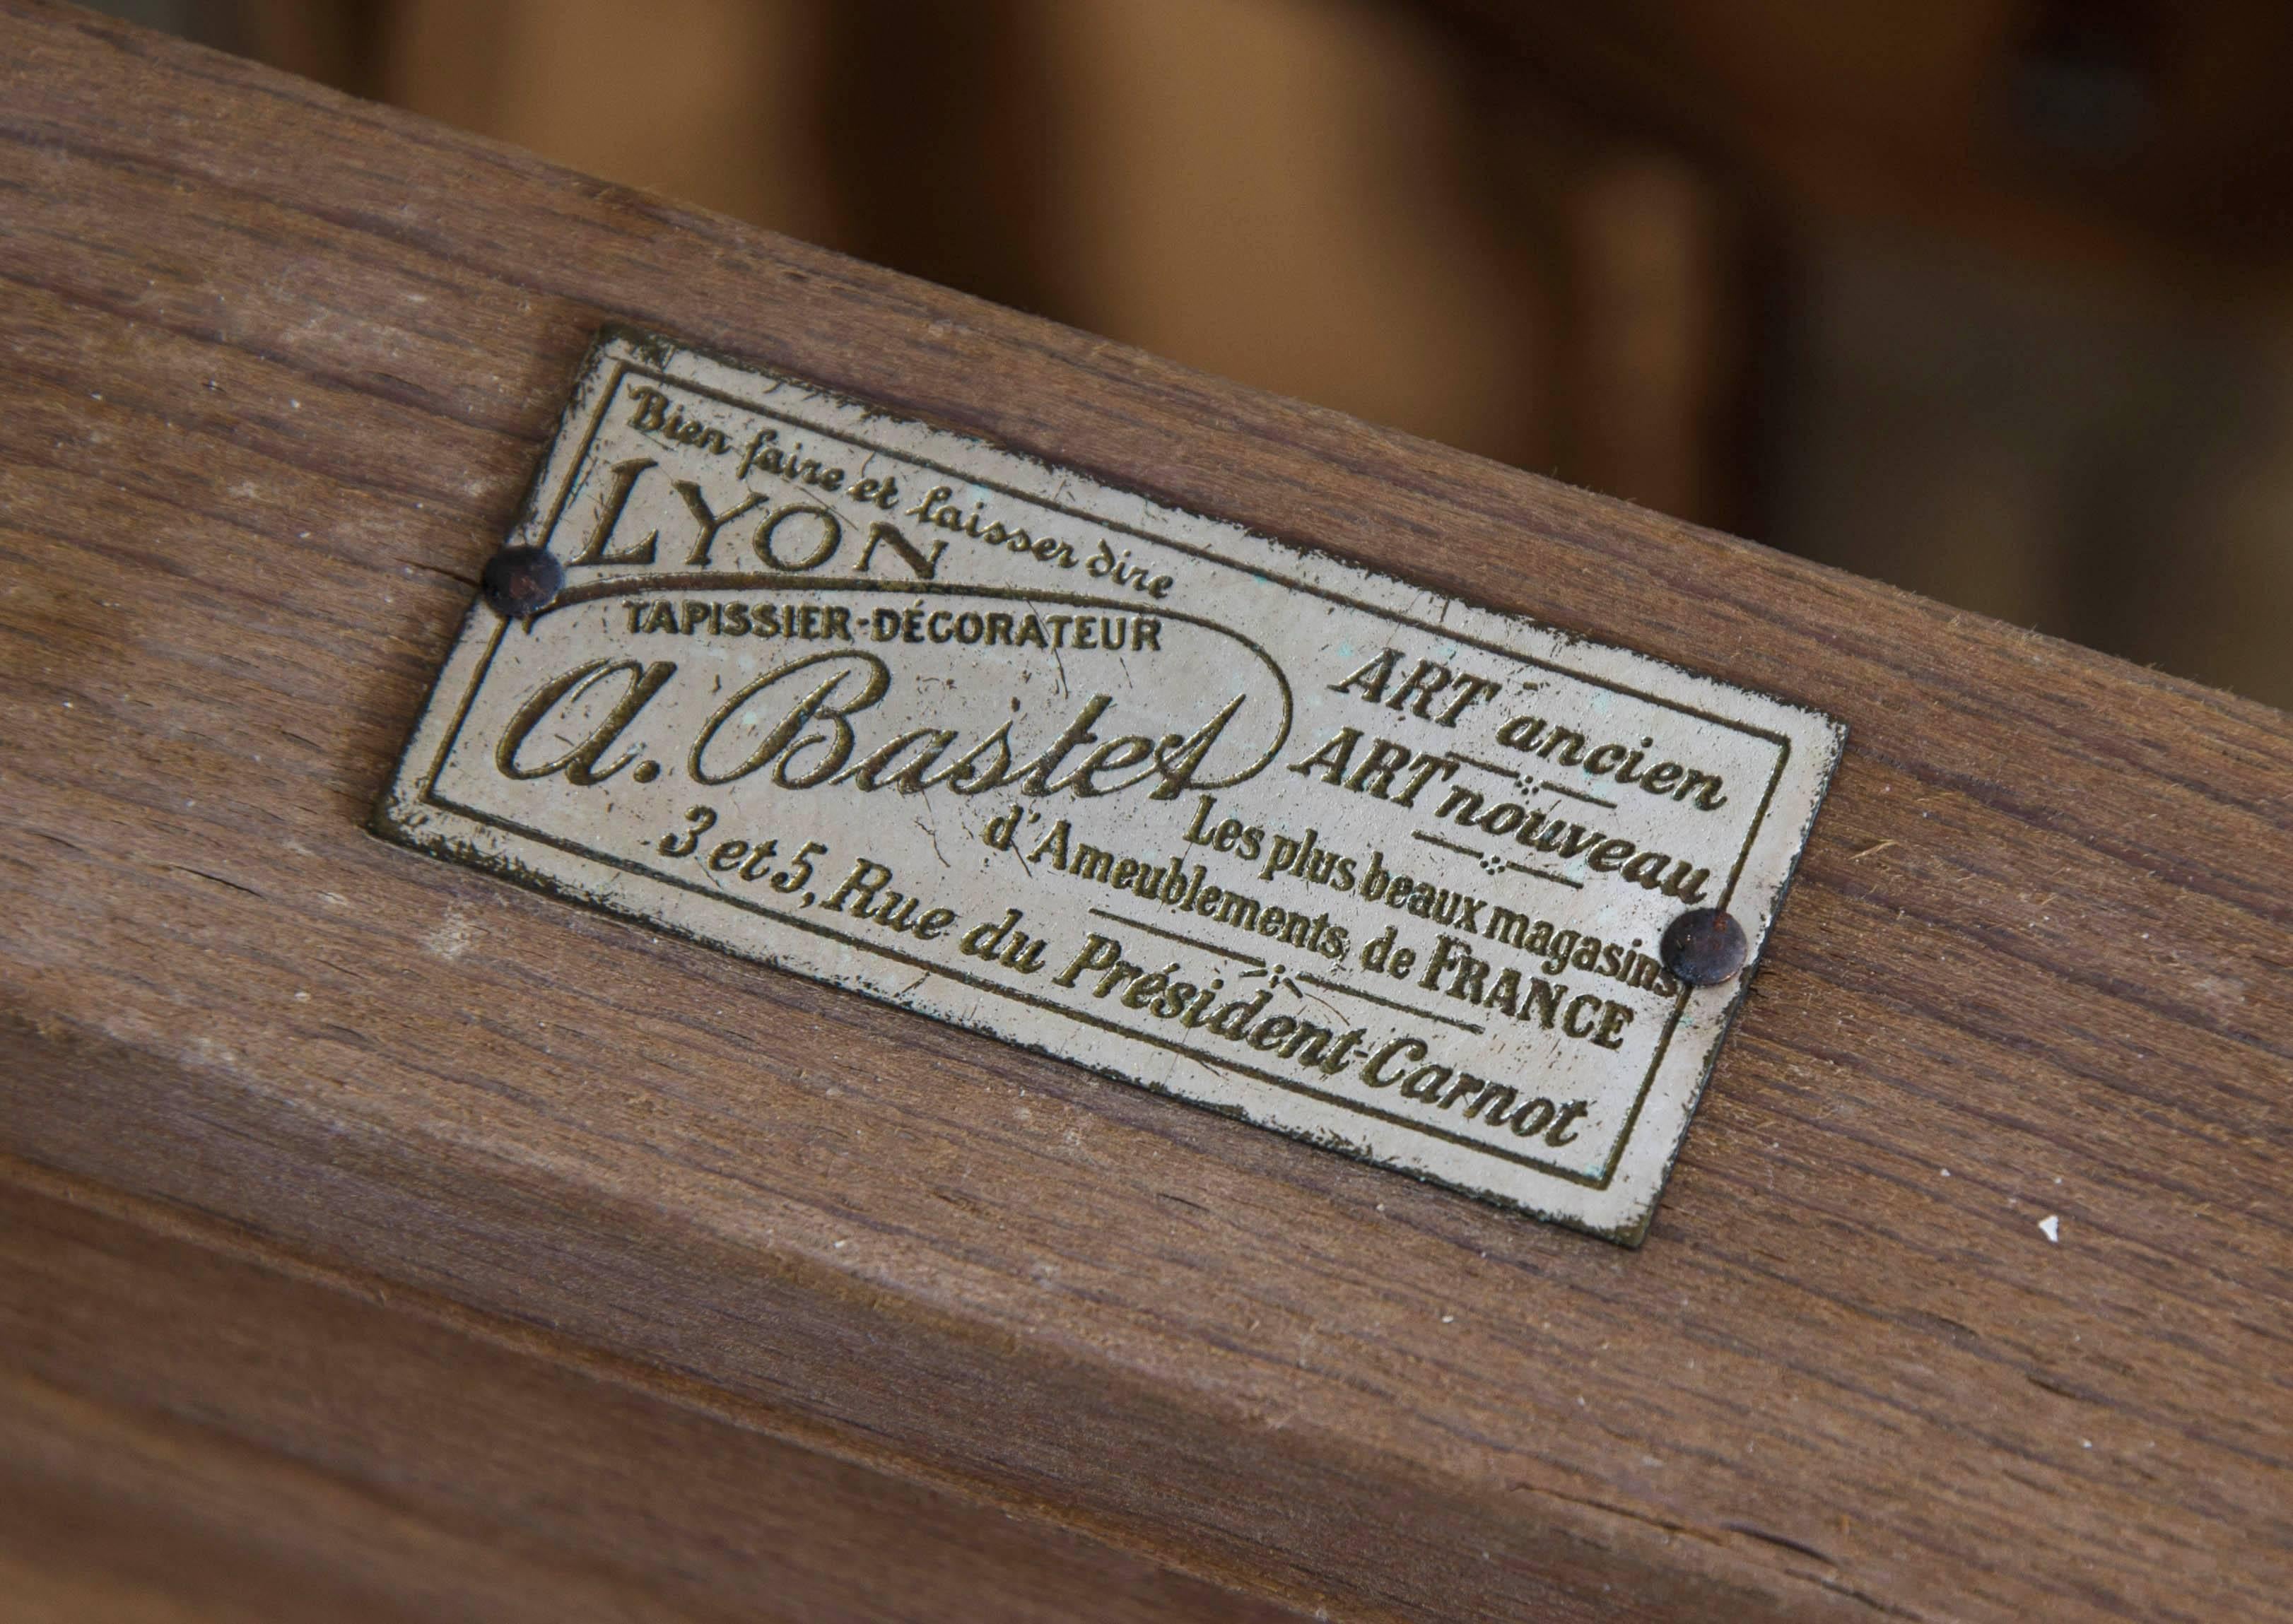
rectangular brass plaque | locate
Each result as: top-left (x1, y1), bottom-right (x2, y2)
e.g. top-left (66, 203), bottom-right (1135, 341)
top-left (377, 328), bottom-right (1843, 1242)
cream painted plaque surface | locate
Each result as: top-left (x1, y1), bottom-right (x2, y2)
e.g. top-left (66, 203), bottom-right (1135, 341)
top-left (377, 329), bottom-right (1843, 1242)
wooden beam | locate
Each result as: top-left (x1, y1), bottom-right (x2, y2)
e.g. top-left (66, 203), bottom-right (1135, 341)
top-left (1, 4), bottom-right (2287, 1618)
top-left (0, 1159), bottom-right (1304, 1623)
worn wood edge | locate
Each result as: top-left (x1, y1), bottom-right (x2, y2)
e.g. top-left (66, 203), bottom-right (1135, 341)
top-left (0, 1152), bottom-right (1324, 1624)
top-left (0, 1023), bottom-right (1822, 1624)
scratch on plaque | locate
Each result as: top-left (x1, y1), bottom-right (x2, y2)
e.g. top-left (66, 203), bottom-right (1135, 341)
top-left (1295, 985), bottom-right (1346, 1024)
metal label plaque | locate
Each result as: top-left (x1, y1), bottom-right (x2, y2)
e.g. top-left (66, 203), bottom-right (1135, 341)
top-left (377, 329), bottom-right (1843, 1242)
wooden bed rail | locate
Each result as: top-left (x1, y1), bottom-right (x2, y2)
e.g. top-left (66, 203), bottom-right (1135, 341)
top-left (2, 4), bottom-right (2289, 1618)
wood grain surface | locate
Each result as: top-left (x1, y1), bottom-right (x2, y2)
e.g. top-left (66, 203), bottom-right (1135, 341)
top-left (0, 1159), bottom-right (1304, 1624)
top-left (1, 4), bottom-right (2289, 1619)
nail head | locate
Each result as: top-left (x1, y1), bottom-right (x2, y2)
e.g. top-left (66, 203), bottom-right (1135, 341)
top-left (1662, 907), bottom-right (1747, 987)
top-left (481, 546), bottom-right (564, 618)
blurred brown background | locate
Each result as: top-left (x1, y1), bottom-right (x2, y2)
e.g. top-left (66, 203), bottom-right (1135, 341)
top-left (95, 0), bottom-right (2293, 707)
